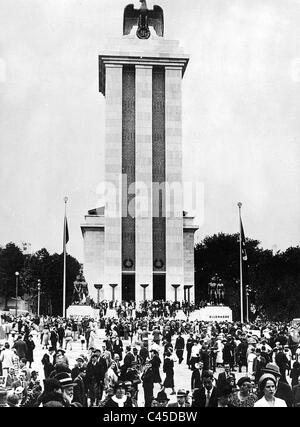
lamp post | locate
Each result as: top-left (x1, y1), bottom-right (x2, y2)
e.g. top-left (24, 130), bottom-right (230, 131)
top-left (15, 272), bottom-right (19, 317)
top-left (109, 284), bottom-right (118, 303)
top-left (37, 279), bottom-right (41, 317)
top-left (94, 284), bottom-right (103, 306)
top-left (140, 284), bottom-right (149, 301)
top-left (246, 285), bottom-right (250, 323)
top-left (171, 284), bottom-right (180, 303)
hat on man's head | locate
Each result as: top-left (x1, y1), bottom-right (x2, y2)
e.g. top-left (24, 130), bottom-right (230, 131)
top-left (261, 363), bottom-right (281, 378)
top-left (177, 389), bottom-right (187, 397)
top-left (76, 357), bottom-right (84, 362)
top-left (156, 391), bottom-right (169, 402)
top-left (55, 373), bottom-right (76, 388)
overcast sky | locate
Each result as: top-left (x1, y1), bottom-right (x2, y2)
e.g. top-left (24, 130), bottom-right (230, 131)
top-left (0, 0), bottom-right (300, 262)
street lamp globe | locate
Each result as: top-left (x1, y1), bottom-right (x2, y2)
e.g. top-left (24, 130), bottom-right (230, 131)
top-left (15, 271), bottom-right (19, 276)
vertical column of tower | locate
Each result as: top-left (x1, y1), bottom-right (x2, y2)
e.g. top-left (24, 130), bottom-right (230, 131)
top-left (104, 64), bottom-right (123, 302)
top-left (165, 67), bottom-right (184, 301)
top-left (135, 65), bottom-right (153, 301)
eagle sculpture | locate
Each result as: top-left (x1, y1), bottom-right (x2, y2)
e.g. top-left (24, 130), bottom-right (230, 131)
top-left (123, 0), bottom-right (164, 39)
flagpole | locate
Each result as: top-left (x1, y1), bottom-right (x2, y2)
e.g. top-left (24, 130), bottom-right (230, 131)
top-left (238, 202), bottom-right (244, 323)
top-left (63, 196), bottom-right (68, 318)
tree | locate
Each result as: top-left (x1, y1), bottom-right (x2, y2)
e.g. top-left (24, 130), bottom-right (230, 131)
top-left (20, 248), bottom-right (51, 314)
top-left (0, 242), bottom-right (81, 316)
top-left (42, 253), bottom-right (80, 316)
top-left (195, 233), bottom-right (265, 320)
top-left (0, 243), bottom-right (25, 309)
top-left (195, 234), bottom-right (300, 322)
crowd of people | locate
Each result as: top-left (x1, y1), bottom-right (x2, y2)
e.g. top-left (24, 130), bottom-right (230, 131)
top-left (0, 304), bottom-right (300, 408)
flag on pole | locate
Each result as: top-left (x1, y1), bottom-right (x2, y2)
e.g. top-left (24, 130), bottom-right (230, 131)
top-left (240, 219), bottom-right (248, 261)
top-left (63, 216), bottom-right (69, 248)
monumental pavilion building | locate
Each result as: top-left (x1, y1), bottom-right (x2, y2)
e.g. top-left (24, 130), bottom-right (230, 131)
top-left (81, 1), bottom-right (199, 304)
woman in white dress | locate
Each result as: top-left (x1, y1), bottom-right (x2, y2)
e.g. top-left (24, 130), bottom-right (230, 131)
top-left (216, 338), bottom-right (224, 366)
top-left (104, 361), bottom-right (119, 391)
top-left (254, 374), bottom-right (287, 407)
top-left (247, 347), bottom-right (256, 376)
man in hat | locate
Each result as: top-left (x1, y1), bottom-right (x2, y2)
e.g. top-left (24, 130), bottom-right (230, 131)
top-left (253, 348), bottom-right (267, 384)
top-left (191, 361), bottom-right (204, 391)
top-left (175, 332), bottom-right (185, 365)
top-left (71, 356), bottom-right (85, 381)
top-left (85, 352), bottom-right (106, 407)
top-left (186, 333), bottom-right (194, 369)
top-left (156, 390), bottom-right (169, 407)
top-left (192, 370), bottom-right (218, 407)
top-left (168, 389), bottom-right (191, 407)
top-left (141, 360), bottom-right (154, 407)
top-left (55, 372), bottom-right (81, 407)
top-left (261, 363), bottom-right (293, 407)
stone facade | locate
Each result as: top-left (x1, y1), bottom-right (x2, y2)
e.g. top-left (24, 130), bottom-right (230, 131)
top-left (81, 18), bottom-right (198, 304)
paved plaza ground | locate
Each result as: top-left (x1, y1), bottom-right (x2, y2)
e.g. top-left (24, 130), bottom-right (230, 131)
top-left (2, 328), bottom-right (250, 406)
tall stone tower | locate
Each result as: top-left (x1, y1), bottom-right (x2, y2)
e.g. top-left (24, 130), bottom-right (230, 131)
top-left (81, 1), bottom-right (198, 304)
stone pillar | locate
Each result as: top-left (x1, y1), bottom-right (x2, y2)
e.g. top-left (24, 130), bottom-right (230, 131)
top-left (104, 64), bottom-right (122, 302)
top-left (135, 65), bottom-right (153, 301)
top-left (82, 228), bottom-right (104, 301)
top-left (184, 230), bottom-right (195, 303)
top-left (165, 67), bottom-right (184, 301)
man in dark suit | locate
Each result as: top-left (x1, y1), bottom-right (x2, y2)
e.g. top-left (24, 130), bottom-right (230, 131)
top-left (86, 351), bottom-right (107, 406)
top-left (123, 346), bottom-right (135, 370)
top-left (216, 363), bottom-right (236, 397)
top-left (275, 346), bottom-right (289, 383)
top-left (186, 334), bottom-right (194, 369)
top-left (193, 371), bottom-right (218, 407)
top-left (253, 349), bottom-right (267, 384)
top-left (191, 361), bottom-right (204, 391)
top-left (223, 338), bottom-right (235, 370)
top-left (168, 389), bottom-right (191, 408)
top-left (175, 333), bottom-right (185, 364)
top-left (12, 335), bottom-right (28, 360)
